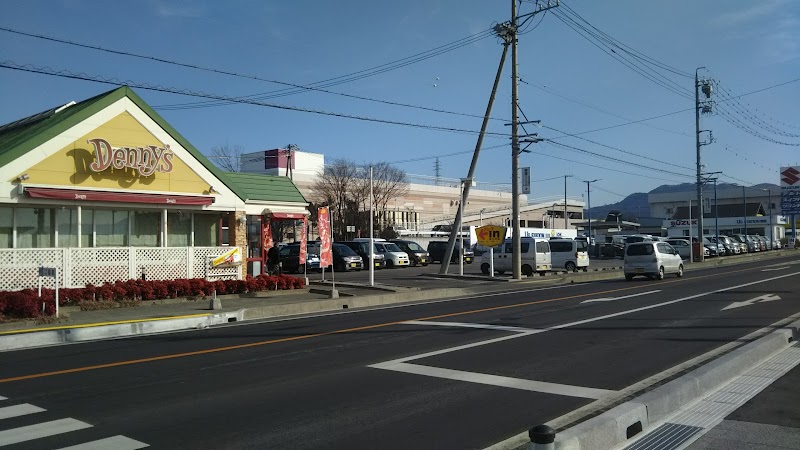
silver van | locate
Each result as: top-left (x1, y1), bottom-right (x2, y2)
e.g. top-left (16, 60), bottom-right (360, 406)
top-left (480, 237), bottom-right (552, 276)
top-left (624, 241), bottom-right (684, 280)
top-left (549, 238), bottom-right (589, 272)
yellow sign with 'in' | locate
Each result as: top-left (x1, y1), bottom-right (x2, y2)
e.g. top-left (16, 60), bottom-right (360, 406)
top-left (475, 225), bottom-right (507, 247)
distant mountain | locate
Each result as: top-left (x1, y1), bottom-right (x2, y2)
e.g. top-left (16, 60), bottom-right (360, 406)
top-left (585, 182), bottom-right (781, 221)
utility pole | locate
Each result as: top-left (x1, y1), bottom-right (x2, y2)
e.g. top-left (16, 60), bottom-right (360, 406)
top-left (439, 27), bottom-right (511, 274)
top-left (508, 0), bottom-right (559, 279)
top-left (695, 68), bottom-right (714, 261)
top-left (564, 174), bottom-right (573, 229)
top-left (584, 179), bottom-right (599, 249)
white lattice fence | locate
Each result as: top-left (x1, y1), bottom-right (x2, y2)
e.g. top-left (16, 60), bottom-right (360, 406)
top-left (0, 249), bottom-right (67, 291)
top-left (136, 248), bottom-right (190, 281)
top-left (70, 248), bottom-right (131, 287)
top-left (192, 247), bottom-right (241, 280)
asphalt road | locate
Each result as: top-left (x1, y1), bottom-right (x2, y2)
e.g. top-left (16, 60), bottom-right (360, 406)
top-left (0, 256), bottom-right (798, 449)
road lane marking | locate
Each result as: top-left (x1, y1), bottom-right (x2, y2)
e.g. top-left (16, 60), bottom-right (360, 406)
top-left (0, 396), bottom-right (5, 401)
top-left (401, 320), bottom-right (538, 333)
top-left (581, 290), bottom-right (661, 304)
top-left (0, 418), bottom-right (92, 446)
top-left (370, 273), bottom-right (800, 393)
top-left (0, 403), bottom-right (45, 420)
top-left (761, 267), bottom-right (789, 271)
top-left (722, 294), bottom-right (781, 311)
top-left (57, 435), bottom-right (150, 449)
top-left (1, 270), bottom-right (798, 384)
top-left (370, 362), bottom-right (615, 399)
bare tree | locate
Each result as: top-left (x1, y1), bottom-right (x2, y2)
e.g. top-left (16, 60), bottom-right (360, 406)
top-left (209, 144), bottom-right (245, 172)
top-left (369, 162), bottom-right (409, 225)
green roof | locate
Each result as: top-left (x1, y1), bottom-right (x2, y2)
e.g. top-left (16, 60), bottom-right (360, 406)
top-left (0, 86), bottom-right (247, 201)
top-left (223, 172), bottom-right (307, 204)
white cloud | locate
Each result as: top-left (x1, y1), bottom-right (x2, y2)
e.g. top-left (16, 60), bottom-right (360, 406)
top-left (711, 0), bottom-right (786, 28)
top-left (151, 0), bottom-right (206, 18)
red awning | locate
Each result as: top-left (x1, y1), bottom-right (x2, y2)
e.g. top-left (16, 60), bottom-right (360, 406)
top-left (268, 212), bottom-right (307, 219)
top-left (25, 187), bottom-right (215, 206)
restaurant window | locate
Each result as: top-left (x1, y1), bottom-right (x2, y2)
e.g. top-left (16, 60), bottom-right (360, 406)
top-left (0, 206), bottom-right (12, 248)
top-left (167, 211), bottom-right (192, 247)
top-left (95, 210), bottom-right (129, 247)
top-left (195, 214), bottom-right (221, 247)
top-left (130, 211), bottom-right (161, 247)
top-left (57, 208), bottom-right (78, 248)
top-left (81, 209), bottom-right (94, 247)
top-left (16, 207), bottom-right (55, 248)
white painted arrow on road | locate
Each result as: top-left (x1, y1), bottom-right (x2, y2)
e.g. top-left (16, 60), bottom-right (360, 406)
top-left (722, 294), bottom-right (781, 311)
top-left (581, 290), bottom-right (660, 304)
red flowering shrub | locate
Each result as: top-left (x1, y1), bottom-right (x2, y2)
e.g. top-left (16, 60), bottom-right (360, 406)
top-left (0, 273), bottom-right (306, 319)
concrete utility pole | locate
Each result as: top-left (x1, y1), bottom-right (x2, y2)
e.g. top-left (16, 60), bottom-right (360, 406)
top-left (695, 68), bottom-right (714, 261)
top-left (564, 174), bottom-right (573, 229)
top-left (439, 32), bottom-right (510, 274)
top-left (508, 0), bottom-right (559, 279)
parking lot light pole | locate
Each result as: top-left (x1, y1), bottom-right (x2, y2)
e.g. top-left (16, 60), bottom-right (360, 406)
top-left (762, 188), bottom-right (773, 246)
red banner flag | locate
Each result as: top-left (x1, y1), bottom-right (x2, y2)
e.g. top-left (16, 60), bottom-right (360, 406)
top-left (262, 218), bottom-right (273, 252)
top-left (318, 207), bottom-right (332, 268)
top-left (299, 217), bottom-right (308, 264)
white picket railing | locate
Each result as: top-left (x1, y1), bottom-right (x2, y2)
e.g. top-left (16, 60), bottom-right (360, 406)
top-left (0, 247), bottom-right (240, 291)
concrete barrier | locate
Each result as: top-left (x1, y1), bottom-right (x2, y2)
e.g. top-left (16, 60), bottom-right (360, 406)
top-left (0, 311), bottom-right (243, 352)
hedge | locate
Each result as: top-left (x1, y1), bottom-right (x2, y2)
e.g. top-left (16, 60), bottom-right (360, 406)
top-left (0, 274), bottom-right (305, 320)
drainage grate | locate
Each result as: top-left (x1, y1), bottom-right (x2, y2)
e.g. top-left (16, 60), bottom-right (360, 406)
top-left (624, 423), bottom-right (702, 450)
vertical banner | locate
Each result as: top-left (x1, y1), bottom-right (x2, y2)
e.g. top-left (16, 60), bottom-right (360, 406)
top-left (262, 217), bottom-right (273, 252)
top-left (318, 207), bottom-right (332, 268)
top-left (299, 217), bottom-right (308, 263)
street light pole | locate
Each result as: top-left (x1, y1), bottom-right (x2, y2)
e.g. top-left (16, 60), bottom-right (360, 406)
top-left (564, 174), bottom-right (573, 229)
top-left (762, 188), bottom-right (773, 247)
top-left (584, 179), bottom-right (599, 250)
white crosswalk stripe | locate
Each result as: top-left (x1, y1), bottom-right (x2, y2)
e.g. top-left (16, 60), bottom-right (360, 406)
top-left (0, 418), bottom-right (92, 446)
top-left (57, 435), bottom-right (150, 449)
top-left (0, 403), bottom-right (45, 420)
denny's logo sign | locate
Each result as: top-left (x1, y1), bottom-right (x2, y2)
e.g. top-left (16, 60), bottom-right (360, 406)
top-left (86, 138), bottom-right (175, 176)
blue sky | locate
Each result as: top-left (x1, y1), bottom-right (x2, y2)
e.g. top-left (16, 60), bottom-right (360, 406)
top-left (1, 0), bottom-right (798, 207)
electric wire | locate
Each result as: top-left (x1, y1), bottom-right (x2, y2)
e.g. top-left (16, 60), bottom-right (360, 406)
top-left (544, 140), bottom-right (694, 179)
top-left (0, 60), bottom-right (511, 139)
top-left (714, 82), bottom-right (800, 138)
top-left (550, 7), bottom-right (693, 100)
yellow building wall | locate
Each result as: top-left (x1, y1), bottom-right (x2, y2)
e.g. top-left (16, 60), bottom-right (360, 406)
top-left (24, 112), bottom-right (210, 194)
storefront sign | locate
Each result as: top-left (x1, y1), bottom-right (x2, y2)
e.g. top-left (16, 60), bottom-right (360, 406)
top-left (212, 247), bottom-right (242, 267)
top-left (87, 138), bottom-right (174, 176)
top-left (670, 219), bottom-right (698, 227)
top-left (780, 166), bottom-right (800, 214)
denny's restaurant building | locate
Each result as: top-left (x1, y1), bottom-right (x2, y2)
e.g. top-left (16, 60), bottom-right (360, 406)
top-left (0, 86), bottom-right (308, 291)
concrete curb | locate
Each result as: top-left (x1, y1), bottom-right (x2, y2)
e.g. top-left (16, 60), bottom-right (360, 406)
top-left (0, 310), bottom-right (244, 352)
top-left (487, 320), bottom-right (799, 450)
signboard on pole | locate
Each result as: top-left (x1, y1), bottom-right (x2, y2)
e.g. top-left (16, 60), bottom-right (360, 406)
top-left (520, 167), bottom-right (531, 195)
top-left (780, 166), bottom-right (800, 214)
top-left (211, 247), bottom-right (242, 267)
top-left (318, 207), bottom-right (332, 268)
top-left (475, 225), bottom-right (507, 248)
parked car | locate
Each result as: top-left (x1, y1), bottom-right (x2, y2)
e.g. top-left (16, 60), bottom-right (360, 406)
top-left (624, 241), bottom-right (684, 280)
top-left (427, 240), bottom-right (474, 264)
top-left (729, 234), bottom-right (750, 253)
top-left (375, 241), bottom-right (410, 268)
top-left (340, 240), bottom-right (386, 270)
top-left (332, 243), bottom-right (363, 271)
top-left (755, 235), bottom-right (770, 251)
top-left (548, 238), bottom-right (589, 272)
top-left (278, 244), bottom-right (321, 273)
top-left (481, 237), bottom-right (551, 276)
top-left (773, 239), bottom-right (782, 250)
top-left (713, 235), bottom-right (739, 255)
top-left (390, 239), bottom-right (430, 266)
top-left (665, 238), bottom-right (692, 260)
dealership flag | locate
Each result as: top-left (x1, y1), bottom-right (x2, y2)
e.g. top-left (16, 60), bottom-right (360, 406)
top-left (299, 216), bottom-right (308, 264)
top-left (318, 207), bottom-right (332, 268)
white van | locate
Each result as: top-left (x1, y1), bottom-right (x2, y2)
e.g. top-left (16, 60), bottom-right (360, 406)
top-left (549, 238), bottom-right (589, 272)
top-left (624, 241), bottom-right (684, 280)
top-left (480, 237), bottom-right (552, 276)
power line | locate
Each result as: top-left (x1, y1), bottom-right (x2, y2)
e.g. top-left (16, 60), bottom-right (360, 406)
top-left (0, 60), bottom-right (511, 139)
top-left (544, 140), bottom-right (695, 179)
top-left (550, 7), bottom-right (692, 100)
top-left (519, 78), bottom-right (691, 137)
top-left (0, 25), bottom-right (495, 111)
top-left (543, 124), bottom-right (694, 171)
top-left (714, 82), bottom-right (800, 138)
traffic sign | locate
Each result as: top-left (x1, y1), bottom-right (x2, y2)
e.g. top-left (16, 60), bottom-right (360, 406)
top-left (476, 225), bottom-right (507, 247)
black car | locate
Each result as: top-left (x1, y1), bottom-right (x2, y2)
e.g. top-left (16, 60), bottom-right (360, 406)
top-left (389, 239), bottom-right (430, 266)
top-left (331, 243), bottom-right (363, 271)
top-left (339, 241), bottom-right (387, 269)
top-left (278, 244), bottom-right (321, 273)
top-left (426, 240), bottom-right (474, 264)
